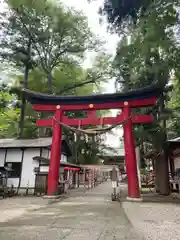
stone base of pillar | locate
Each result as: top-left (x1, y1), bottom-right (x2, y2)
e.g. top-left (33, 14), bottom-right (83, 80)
top-left (126, 196), bottom-right (143, 202)
top-left (43, 195), bottom-right (62, 199)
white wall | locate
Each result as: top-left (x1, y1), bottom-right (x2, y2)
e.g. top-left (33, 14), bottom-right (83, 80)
top-left (61, 154), bottom-right (67, 163)
top-left (0, 146), bottom-right (67, 190)
top-left (40, 166), bottom-right (49, 172)
top-left (40, 154), bottom-right (67, 172)
top-left (0, 149), bottom-right (6, 166)
top-left (20, 148), bottom-right (40, 188)
top-left (41, 148), bottom-right (49, 158)
top-left (5, 149), bottom-right (22, 188)
top-left (174, 157), bottom-right (180, 170)
top-left (6, 148), bottom-right (22, 162)
top-left (7, 178), bottom-right (19, 188)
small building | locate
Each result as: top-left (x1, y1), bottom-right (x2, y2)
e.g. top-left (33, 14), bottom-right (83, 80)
top-left (168, 137), bottom-right (180, 178)
top-left (0, 137), bottom-right (79, 195)
top-left (98, 146), bottom-right (125, 171)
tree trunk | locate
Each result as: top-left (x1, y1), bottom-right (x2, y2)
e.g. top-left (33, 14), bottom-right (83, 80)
top-left (39, 71), bottom-right (53, 137)
top-left (160, 154), bottom-right (170, 195)
top-left (140, 142), bottom-right (146, 168)
top-left (39, 112), bottom-right (48, 137)
top-left (18, 39), bottom-right (31, 138)
top-left (47, 71), bottom-right (53, 92)
top-left (154, 92), bottom-right (170, 195)
top-left (155, 152), bottom-right (170, 195)
top-left (18, 65), bottom-right (29, 138)
top-left (154, 155), bottom-right (161, 193)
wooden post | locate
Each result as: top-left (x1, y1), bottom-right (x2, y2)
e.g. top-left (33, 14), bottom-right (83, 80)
top-left (75, 172), bottom-right (78, 188)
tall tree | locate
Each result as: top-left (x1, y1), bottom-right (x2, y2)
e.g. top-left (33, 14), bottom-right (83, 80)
top-left (99, 0), bottom-right (180, 195)
top-left (8, 0), bottom-right (99, 90)
top-left (0, 0), bottom-right (38, 137)
top-left (1, 0), bottom-right (100, 137)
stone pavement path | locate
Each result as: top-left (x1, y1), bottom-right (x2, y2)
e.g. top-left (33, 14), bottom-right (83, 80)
top-left (0, 181), bottom-right (142, 240)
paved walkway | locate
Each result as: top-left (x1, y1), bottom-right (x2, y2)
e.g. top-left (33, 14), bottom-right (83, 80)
top-left (0, 181), bottom-right (142, 240)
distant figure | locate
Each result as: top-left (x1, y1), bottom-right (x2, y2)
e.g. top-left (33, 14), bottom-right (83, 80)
top-left (111, 166), bottom-right (118, 189)
top-left (64, 179), bottom-right (69, 194)
top-left (110, 166), bottom-right (118, 201)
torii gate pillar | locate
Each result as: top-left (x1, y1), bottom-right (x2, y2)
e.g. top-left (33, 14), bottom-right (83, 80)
top-left (47, 105), bottom-right (62, 196)
top-left (123, 102), bottom-right (141, 200)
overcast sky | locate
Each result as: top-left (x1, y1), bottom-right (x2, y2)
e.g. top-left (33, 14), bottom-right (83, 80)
top-left (61, 0), bottom-right (120, 96)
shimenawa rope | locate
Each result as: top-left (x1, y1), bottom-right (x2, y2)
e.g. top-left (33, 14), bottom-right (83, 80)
top-left (51, 116), bottom-right (132, 136)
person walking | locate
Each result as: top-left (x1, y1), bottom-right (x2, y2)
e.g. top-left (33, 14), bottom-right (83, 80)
top-left (110, 166), bottom-right (118, 200)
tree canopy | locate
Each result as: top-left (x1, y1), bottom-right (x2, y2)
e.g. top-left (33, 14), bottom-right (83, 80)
top-left (99, 0), bottom-right (180, 173)
top-left (0, 0), bottom-right (116, 165)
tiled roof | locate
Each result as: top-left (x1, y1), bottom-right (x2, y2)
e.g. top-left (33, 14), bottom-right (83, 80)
top-left (168, 137), bottom-right (180, 142)
top-left (0, 137), bottom-right (64, 148)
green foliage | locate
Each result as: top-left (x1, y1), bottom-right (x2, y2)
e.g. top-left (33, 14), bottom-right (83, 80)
top-left (0, 86), bottom-right (20, 138)
top-left (112, 0), bottom-right (180, 157)
top-left (0, 0), bottom-right (115, 165)
top-left (114, 1), bottom-right (178, 90)
top-left (167, 79), bottom-right (180, 138)
top-left (100, 0), bottom-right (179, 32)
top-left (5, 0), bottom-right (99, 89)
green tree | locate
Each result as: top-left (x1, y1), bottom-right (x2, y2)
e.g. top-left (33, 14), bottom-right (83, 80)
top-left (0, 0), bottom-right (43, 137)
top-left (2, 51), bottom-right (114, 163)
top-left (8, 0), bottom-right (99, 90)
top-left (0, 84), bottom-right (20, 138)
top-left (100, 0), bottom-right (180, 194)
top-left (1, 0), bottom-right (101, 137)
top-left (0, 0), bottom-right (115, 164)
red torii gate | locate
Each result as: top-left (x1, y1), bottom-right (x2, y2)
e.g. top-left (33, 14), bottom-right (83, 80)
top-left (23, 84), bottom-right (162, 200)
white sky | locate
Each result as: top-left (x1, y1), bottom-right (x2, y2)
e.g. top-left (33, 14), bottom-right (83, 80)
top-left (61, 0), bottom-right (120, 95)
top-left (61, 0), bottom-right (119, 55)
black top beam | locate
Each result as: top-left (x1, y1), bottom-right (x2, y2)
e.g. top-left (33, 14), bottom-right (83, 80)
top-left (22, 83), bottom-right (163, 105)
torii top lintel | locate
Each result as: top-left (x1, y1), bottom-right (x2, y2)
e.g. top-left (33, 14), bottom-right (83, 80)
top-left (23, 84), bottom-right (163, 111)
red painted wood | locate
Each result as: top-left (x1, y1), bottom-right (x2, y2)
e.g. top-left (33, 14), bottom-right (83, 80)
top-left (36, 114), bottom-right (153, 127)
top-left (36, 119), bottom-right (53, 127)
top-left (64, 167), bottom-right (80, 171)
top-left (62, 114), bottom-right (124, 126)
top-left (123, 106), bottom-right (141, 199)
top-left (47, 109), bottom-right (63, 196)
top-left (33, 96), bottom-right (157, 111)
top-left (132, 115), bottom-right (153, 123)
top-left (87, 110), bottom-right (96, 118)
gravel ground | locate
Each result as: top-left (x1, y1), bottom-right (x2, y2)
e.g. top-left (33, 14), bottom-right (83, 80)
top-left (0, 181), bottom-right (142, 240)
top-left (120, 182), bottom-right (180, 240)
top-left (122, 201), bottom-right (180, 240)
